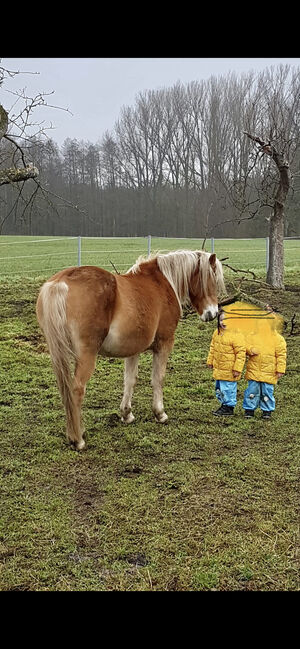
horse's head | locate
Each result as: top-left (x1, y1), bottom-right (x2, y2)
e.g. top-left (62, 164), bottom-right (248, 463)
top-left (189, 252), bottom-right (223, 322)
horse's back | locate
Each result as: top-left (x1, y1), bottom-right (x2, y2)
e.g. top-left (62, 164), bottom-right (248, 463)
top-left (37, 266), bottom-right (117, 349)
top-left (45, 264), bottom-right (114, 284)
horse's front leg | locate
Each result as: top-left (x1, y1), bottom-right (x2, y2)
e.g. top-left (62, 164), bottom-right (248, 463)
top-left (120, 354), bottom-right (139, 423)
top-left (151, 340), bottom-right (173, 423)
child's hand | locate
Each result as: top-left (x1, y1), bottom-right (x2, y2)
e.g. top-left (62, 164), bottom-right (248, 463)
top-left (207, 364), bottom-right (213, 369)
top-left (233, 370), bottom-right (240, 378)
top-left (276, 372), bottom-right (284, 379)
top-left (249, 348), bottom-right (259, 356)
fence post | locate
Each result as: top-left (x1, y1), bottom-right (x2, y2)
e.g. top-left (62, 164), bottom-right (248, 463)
top-left (211, 237), bottom-right (214, 253)
top-left (78, 236), bottom-right (81, 266)
top-left (266, 236), bottom-right (269, 273)
top-left (147, 234), bottom-right (152, 257)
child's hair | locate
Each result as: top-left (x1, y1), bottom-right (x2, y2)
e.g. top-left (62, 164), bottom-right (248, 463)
top-left (217, 309), bottom-right (225, 334)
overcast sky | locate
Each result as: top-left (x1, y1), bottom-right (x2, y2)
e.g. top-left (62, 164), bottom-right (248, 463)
top-left (2, 57), bottom-right (300, 148)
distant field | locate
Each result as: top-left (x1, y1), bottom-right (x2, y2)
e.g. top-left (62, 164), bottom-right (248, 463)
top-left (0, 235), bottom-right (299, 280)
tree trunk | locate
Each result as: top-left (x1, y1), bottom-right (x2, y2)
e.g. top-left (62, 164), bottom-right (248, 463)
top-left (266, 153), bottom-right (290, 288)
top-left (267, 205), bottom-right (285, 288)
top-left (244, 133), bottom-right (290, 289)
top-left (0, 105), bottom-right (8, 139)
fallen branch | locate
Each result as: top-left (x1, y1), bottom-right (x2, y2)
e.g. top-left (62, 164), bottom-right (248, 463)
top-left (219, 291), bottom-right (270, 311)
top-left (222, 261), bottom-right (257, 280)
top-left (236, 276), bottom-right (276, 288)
top-left (238, 291), bottom-right (279, 310)
top-left (289, 314), bottom-right (297, 336)
top-left (219, 294), bottom-right (240, 307)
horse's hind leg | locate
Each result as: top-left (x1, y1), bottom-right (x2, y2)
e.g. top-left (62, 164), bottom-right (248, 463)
top-left (120, 354), bottom-right (139, 423)
top-left (71, 346), bottom-right (97, 449)
top-left (151, 340), bottom-right (173, 423)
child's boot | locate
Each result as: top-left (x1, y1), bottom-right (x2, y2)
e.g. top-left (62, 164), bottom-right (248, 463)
top-left (213, 405), bottom-right (234, 416)
top-left (262, 411), bottom-right (272, 419)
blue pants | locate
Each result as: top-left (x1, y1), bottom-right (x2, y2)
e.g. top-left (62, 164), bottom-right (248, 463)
top-left (215, 380), bottom-right (237, 407)
top-left (243, 380), bottom-right (275, 412)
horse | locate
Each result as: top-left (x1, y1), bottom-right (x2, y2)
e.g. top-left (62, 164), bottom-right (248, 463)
top-left (36, 249), bottom-right (225, 450)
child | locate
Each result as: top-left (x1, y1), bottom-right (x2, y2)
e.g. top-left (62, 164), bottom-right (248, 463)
top-left (243, 317), bottom-right (286, 419)
top-left (207, 310), bottom-right (246, 416)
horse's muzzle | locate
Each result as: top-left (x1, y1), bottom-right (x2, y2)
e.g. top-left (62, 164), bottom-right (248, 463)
top-left (204, 310), bottom-right (215, 322)
top-left (200, 306), bottom-right (218, 322)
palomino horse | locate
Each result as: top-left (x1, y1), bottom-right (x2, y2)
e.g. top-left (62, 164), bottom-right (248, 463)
top-left (36, 250), bottom-right (225, 450)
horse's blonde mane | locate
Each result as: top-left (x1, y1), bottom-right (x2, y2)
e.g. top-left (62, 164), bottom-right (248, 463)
top-left (127, 249), bottom-right (225, 313)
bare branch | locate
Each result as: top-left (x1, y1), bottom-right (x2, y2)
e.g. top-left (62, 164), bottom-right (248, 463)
top-left (32, 179), bottom-right (87, 216)
top-left (0, 165), bottom-right (39, 186)
top-left (244, 131), bottom-right (274, 157)
top-left (4, 134), bottom-right (26, 166)
top-left (109, 260), bottom-right (120, 274)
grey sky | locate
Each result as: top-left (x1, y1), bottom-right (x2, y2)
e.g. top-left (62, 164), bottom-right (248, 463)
top-left (2, 57), bottom-right (300, 147)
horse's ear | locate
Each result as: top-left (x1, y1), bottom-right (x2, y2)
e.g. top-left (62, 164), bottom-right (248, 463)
top-left (209, 253), bottom-right (217, 273)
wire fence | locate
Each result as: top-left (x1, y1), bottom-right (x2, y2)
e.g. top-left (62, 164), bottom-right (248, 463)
top-left (0, 236), bottom-right (151, 278)
top-left (0, 235), bottom-right (299, 280)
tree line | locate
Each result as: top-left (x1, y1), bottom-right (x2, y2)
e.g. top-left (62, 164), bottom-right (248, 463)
top-left (1, 64), bottom-right (300, 245)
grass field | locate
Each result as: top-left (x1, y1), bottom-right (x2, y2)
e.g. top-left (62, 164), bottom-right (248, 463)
top-left (0, 238), bottom-right (299, 591)
top-left (0, 235), bottom-right (299, 280)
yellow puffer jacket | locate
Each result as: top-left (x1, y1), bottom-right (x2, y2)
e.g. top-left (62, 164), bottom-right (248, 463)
top-left (207, 329), bottom-right (246, 381)
top-left (245, 331), bottom-right (286, 384)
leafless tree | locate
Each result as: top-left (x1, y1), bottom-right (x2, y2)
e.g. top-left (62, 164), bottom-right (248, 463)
top-left (0, 61), bottom-right (82, 234)
top-left (241, 66), bottom-right (300, 287)
top-left (197, 65), bottom-right (300, 286)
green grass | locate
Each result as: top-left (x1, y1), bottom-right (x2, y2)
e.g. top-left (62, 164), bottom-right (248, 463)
top-left (0, 269), bottom-right (299, 591)
top-left (0, 235), bottom-right (299, 280)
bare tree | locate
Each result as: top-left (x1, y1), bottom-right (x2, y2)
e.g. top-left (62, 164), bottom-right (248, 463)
top-left (199, 66), bottom-right (300, 286)
top-left (244, 132), bottom-right (291, 288)
top-left (242, 66), bottom-right (300, 288)
top-left (0, 104), bottom-right (39, 185)
top-left (0, 65), bottom-right (39, 232)
top-left (0, 61), bottom-right (81, 235)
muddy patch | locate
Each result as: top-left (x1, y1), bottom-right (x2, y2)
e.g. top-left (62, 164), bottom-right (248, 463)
top-left (15, 334), bottom-right (47, 353)
top-left (119, 552), bottom-right (148, 567)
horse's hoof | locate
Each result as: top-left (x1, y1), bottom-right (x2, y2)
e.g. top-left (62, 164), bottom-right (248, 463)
top-left (155, 412), bottom-right (168, 423)
top-left (121, 412), bottom-right (135, 424)
top-left (76, 439), bottom-right (86, 450)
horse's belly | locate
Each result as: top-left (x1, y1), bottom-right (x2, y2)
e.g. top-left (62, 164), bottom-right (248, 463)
top-left (99, 320), bottom-right (154, 358)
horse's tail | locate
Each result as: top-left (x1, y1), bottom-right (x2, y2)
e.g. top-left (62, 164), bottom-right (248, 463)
top-left (37, 280), bottom-right (81, 446)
